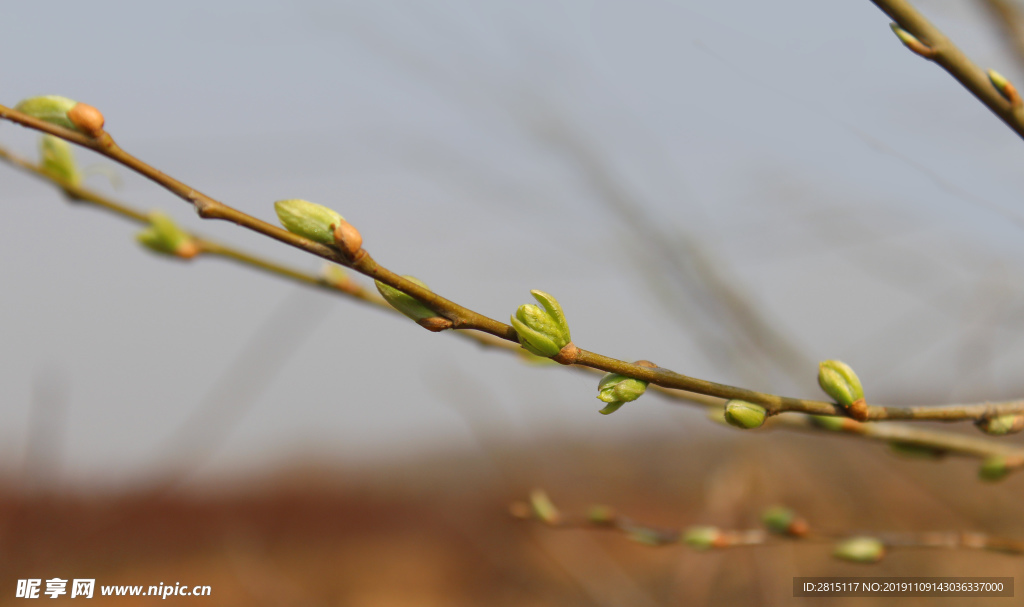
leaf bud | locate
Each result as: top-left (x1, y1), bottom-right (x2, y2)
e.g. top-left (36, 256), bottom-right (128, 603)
top-left (136, 211), bottom-right (198, 259)
top-left (979, 456), bottom-right (1011, 482)
top-left (528, 488), bottom-right (561, 525)
top-left (683, 525), bottom-right (722, 550)
top-left (67, 102), bottom-right (105, 137)
top-left (975, 414), bottom-right (1024, 436)
top-left (833, 537), bottom-right (885, 563)
top-left (761, 506), bottom-right (809, 537)
top-left (818, 359), bottom-right (864, 410)
top-left (988, 69), bottom-right (1021, 106)
top-left (375, 276), bottom-right (439, 322)
top-left (596, 372), bottom-right (648, 415)
top-left (511, 290), bottom-right (571, 357)
top-left (274, 199), bottom-right (344, 246)
top-left (586, 505), bottom-right (616, 526)
top-left (723, 399), bottom-right (767, 429)
top-left (39, 135), bottom-right (81, 188)
top-left (14, 95), bottom-right (78, 130)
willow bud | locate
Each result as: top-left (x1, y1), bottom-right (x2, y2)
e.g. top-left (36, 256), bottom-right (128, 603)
top-left (274, 199), bottom-right (344, 246)
top-left (833, 537), bottom-right (885, 563)
top-left (761, 506), bottom-right (809, 537)
top-left (14, 95), bottom-right (78, 130)
top-left (724, 399), bottom-right (767, 429)
top-left (975, 414), bottom-right (1024, 436)
top-left (136, 211), bottom-right (198, 259)
top-left (988, 69), bottom-right (1021, 105)
top-left (511, 290), bottom-right (571, 357)
top-left (596, 373), bottom-right (648, 415)
top-left (529, 488), bottom-right (561, 525)
top-left (979, 456), bottom-right (1011, 482)
top-left (40, 135), bottom-right (81, 187)
top-left (375, 276), bottom-right (437, 322)
top-left (818, 360), bottom-right (864, 408)
top-left (682, 526), bottom-right (721, 551)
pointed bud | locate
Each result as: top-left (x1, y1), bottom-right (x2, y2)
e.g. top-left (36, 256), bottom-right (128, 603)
top-left (274, 199), bottom-right (344, 246)
top-left (988, 69), bottom-right (1022, 106)
top-left (890, 23), bottom-right (935, 58)
top-left (67, 102), bottom-right (105, 137)
top-left (683, 525), bottom-right (722, 551)
top-left (14, 95), bottom-right (78, 130)
top-left (889, 441), bottom-right (946, 460)
top-left (375, 276), bottom-right (438, 322)
top-left (586, 505), bottom-right (616, 526)
top-left (39, 135), bottom-right (81, 187)
top-left (979, 456), bottom-right (1011, 482)
top-left (975, 414), bottom-right (1024, 436)
top-left (724, 399), bottom-right (767, 429)
top-left (810, 415), bottom-right (851, 432)
top-left (136, 211), bottom-right (198, 259)
top-left (818, 360), bottom-right (864, 408)
top-left (529, 488), bottom-right (561, 525)
top-left (833, 537), bottom-right (885, 563)
top-left (596, 373), bottom-right (648, 415)
top-left (511, 290), bottom-right (571, 357)
top-left (762, 506), bottom-right (809, 537)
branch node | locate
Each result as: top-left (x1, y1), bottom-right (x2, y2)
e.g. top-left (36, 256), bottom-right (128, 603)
top-left (551, 341), bottom-right (580, 365)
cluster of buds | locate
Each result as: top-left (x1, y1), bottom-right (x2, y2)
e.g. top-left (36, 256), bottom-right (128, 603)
top-left (15, 95), bottom-right (105, 137)
top-left (136, 211), bottom-right (199, 259)
top-left (818, 359), bottom-right (867, 421)
top-left (511, 290), bottom-right (575, 362)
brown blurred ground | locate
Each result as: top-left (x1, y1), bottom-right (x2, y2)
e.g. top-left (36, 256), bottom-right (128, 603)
top-left (0, 430), bottom-right (1021, 606)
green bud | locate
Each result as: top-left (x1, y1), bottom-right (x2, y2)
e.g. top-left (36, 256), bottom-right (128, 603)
top-left (833, 537), bottom-right (885, 563)
top-left (890, 24), bottom-right (922, 49)
top-left (762, 506), bottom-right (797, 535)
top-left (136, 211), bottom-right (197, 259)
top-left (596, 373), bottom-right (648, 415)
top-left (809, 415), bottom-right (849, 432)
top-left (14, 95), bottom-right (78, 130)
top-left (682, 525), bottom-right (720, 550)
top-left (273, 199), bottom-right (344, 245)
top-left (723, 399), bottom-right (766, 429)
top-left (975, 414), bottom-right (1024, 436)
top-left (40, 135), bottom-right (81, 187)
top-left (888, 441), bottom-right (945, 460)
top-left (375, 276), bottom-right (436, 322)
top-left (586, 504), bottom-right (616, 525)
top-left (511, 290), bottom-right (571, 357)
top-left (818, 360), bottom-right (864, 408)
top-left (979, 456), bottom-right (1011, 482)
top-left (529, 488), bottom-right (561, 525)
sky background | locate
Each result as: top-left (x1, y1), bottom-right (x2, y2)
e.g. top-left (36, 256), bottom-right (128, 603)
top-left (3, 0), bottom-right (1024, 489)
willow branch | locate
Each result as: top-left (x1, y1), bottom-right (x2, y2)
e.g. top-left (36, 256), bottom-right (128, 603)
top-left (5, 105), bottom-right (1024, 429)
top-left (871, 0), bottom-right (1024, 140)
top-left (511, 495), bottom-right (1024, 556)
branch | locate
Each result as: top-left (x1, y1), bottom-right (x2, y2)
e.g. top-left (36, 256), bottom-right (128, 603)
top-left (511, 491), bottom-right (1024, 562)
top-left (2, 139), bottom-right (1021, 473)
top-left (871, 0), bottom-right (1024, 138)
top-left (4, 102), bottom-right (1024, 429)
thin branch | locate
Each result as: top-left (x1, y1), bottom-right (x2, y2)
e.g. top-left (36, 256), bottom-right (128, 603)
top-left (3, 140), bottom-right (1023, 466)
top-left (871, 0), bottom-right (1024, 139)
top-left (4, 105), bottom-right (1024, 430)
